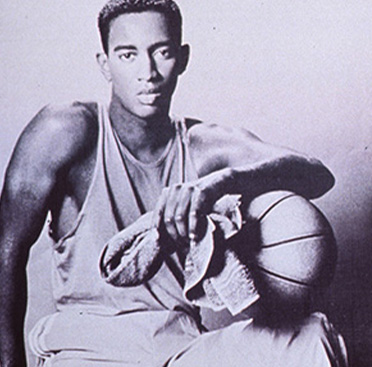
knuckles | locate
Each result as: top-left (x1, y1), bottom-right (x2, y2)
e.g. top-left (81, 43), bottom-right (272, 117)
top-left (156, 180), bottom-right (216, 242)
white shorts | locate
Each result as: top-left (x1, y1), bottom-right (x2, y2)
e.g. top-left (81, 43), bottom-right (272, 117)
top-left (29, 311), bottom-right (347, 367)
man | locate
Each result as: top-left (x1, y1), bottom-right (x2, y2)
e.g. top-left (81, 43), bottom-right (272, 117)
top-left (0, 0), bottom-right (346, 366)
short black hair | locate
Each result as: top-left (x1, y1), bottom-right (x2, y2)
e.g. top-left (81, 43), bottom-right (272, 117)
top-left (98, 0), bottom-right (183, 54)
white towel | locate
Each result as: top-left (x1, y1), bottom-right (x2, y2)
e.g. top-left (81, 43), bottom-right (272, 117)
top-left (100, 195), bottom-right (259, 315)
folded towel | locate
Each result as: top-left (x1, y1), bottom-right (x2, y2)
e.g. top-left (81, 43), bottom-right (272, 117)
top-left (100, 195), bottom-right (259, 315)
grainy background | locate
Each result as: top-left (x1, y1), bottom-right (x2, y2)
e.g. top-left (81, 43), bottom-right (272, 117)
top-left (1, 1), bottom-right (371, 366)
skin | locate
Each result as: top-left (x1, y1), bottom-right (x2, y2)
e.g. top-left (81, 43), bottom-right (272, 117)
top-left (0, 11), bottom-right (334, 367)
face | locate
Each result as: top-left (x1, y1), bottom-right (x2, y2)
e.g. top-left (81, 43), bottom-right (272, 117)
top-left (98, 11), bottom-right (189, 119)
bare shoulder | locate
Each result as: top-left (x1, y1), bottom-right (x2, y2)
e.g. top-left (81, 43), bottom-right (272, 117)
top-left (185, 119), bottom-right (291, 176)
top-left (12, 101), bottom-right (98, 166)
top-left (186, 120), bottom-right (272, 155)
top-left (5, 101), bottom-right (99, 190)
top-left (25, 101), bottom-right (98, 151)
top-left (187, 119), bottom-right (260, 142)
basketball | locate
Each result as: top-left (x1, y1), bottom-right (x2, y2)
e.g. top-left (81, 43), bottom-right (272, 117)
top-left (244, 191), bottom-right (337, 315)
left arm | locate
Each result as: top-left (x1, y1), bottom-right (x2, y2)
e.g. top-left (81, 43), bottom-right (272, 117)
top-left (187, 122), bottom-right (334, 200)
top-left (152, 122), bottom-right (334, 243)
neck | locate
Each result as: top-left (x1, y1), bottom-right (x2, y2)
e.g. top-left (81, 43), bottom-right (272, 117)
top-left (109, 97), bottom-right (174, 163)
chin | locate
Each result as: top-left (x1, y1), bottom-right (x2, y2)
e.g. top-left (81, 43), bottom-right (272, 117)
top-left (134, 107), bottom-right (162, 120)
top-left (135, 103), bottom-right (170, 120)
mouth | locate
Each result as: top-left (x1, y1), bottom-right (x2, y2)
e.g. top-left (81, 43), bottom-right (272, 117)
top-left (137, 88), bottom-right (163, 105)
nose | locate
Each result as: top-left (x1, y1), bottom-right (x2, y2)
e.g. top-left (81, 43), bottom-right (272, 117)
top-left (137, 53), bottom-right (159, 82)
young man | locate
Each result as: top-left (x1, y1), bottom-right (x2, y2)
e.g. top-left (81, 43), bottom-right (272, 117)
top-left (0, 0), bottom-right (346, 366)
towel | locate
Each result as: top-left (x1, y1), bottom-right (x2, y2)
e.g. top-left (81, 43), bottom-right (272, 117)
top-left (100, 195), bottom-right (259, 316)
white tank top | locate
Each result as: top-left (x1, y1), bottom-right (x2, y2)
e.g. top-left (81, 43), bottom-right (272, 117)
top-left (49, 103), bottom-right (199, 319)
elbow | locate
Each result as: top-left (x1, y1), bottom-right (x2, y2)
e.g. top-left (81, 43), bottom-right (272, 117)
top-left (307, 163), bottom-right (335, 199)
top-left (295, 158), bottom-right (335, 199)
top-left (275, 155), bottom-right (335, 200)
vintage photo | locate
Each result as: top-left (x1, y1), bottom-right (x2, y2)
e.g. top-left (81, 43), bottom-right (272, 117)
top-left (0, 1), bottom-right (371, 366)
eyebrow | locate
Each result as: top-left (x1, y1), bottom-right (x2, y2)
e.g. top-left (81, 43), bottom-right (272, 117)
top-left (113, 41), bottom-right (177, 53)
top-left (149, 41), bottom-right (176, 51)
top-left (113, 45), bottom-right (137, 52)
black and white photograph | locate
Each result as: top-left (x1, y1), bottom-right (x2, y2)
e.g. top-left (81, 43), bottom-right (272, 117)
top-left (0, 1), bottom-right (371, 366)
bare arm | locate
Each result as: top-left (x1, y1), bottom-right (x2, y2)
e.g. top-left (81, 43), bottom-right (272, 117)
top-left (188, 122), bottom-right (334, 200)
top-left (0, 103), bottom-right (94, 367)
top-left (153, 122), bottom-right (334, 243)
top-left (0, 155), bottom-right (52, 367)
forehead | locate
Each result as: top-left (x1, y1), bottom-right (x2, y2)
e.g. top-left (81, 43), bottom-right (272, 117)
top-left (108, 11), bottom-right (173, 50)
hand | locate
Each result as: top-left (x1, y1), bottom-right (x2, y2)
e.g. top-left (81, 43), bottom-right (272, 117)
top-left (152, 168), bottom-right (235, 246)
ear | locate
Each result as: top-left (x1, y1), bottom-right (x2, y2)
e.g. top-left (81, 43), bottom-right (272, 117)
top-left (96, 52), bottom-right (112, 82)
top-left (177, 44), bottom-right (190, 75)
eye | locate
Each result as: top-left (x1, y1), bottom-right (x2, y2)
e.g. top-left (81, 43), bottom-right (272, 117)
top-left (118, 52), bottom-right (136, 62)
top-left (153, 47), bottom-right (175, 61)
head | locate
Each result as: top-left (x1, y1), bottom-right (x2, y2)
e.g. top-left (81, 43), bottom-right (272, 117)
top-left (96, 0), bottom-right (189, 120)
top-left (98, 0), bottom-right (183, 55)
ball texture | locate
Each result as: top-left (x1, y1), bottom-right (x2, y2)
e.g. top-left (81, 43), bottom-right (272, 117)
top-left (245, 191), bottom-right (337, 313)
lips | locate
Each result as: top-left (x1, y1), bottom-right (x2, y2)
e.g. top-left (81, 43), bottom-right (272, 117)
top-left (138, 88), bottom-right (162, 105)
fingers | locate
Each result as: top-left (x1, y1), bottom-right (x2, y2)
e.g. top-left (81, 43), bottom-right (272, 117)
top-left (163, 184), bottom-right (182, 241)
top-left (152, 182), bottom-right (211, 244)
top-left (174, 185), bottom-right (193, 239)
top-left (188, 186), bottom-right (209, 243)
top-left (152, 169), bottom-right (233, 246)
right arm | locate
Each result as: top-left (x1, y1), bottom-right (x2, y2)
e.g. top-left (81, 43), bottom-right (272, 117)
top-left (0, 103), bottom-right (94, 367)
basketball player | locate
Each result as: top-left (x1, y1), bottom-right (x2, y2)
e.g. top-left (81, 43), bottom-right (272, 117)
top-left (0, 0), bottom-right (347, 366)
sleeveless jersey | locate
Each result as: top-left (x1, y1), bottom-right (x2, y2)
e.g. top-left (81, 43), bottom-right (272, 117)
top-left (49, 103), bottom-right (199, 318)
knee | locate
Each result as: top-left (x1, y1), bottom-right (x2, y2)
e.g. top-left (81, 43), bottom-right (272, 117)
top-left (245, 312), bottom-right (348, 367)
top-left (294, 313), bottom-right (348, 367)
top-left (299, 312), bottom-right (338, 343)
top-left (300, 312), bottom-right (330, 337)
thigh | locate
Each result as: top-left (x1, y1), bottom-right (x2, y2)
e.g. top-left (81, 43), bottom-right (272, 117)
top-left (166, 313), bottom-right (348, 367)
top-left (40, 351), bottom-right (131, 367)
top-left (30, 310), bottom-right (200, 367)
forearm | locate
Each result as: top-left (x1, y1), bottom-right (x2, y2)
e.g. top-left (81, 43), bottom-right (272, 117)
top-left (223, 154), bottom-right (335, 201)
top-left (0, 250), bottom-right (28, 367)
